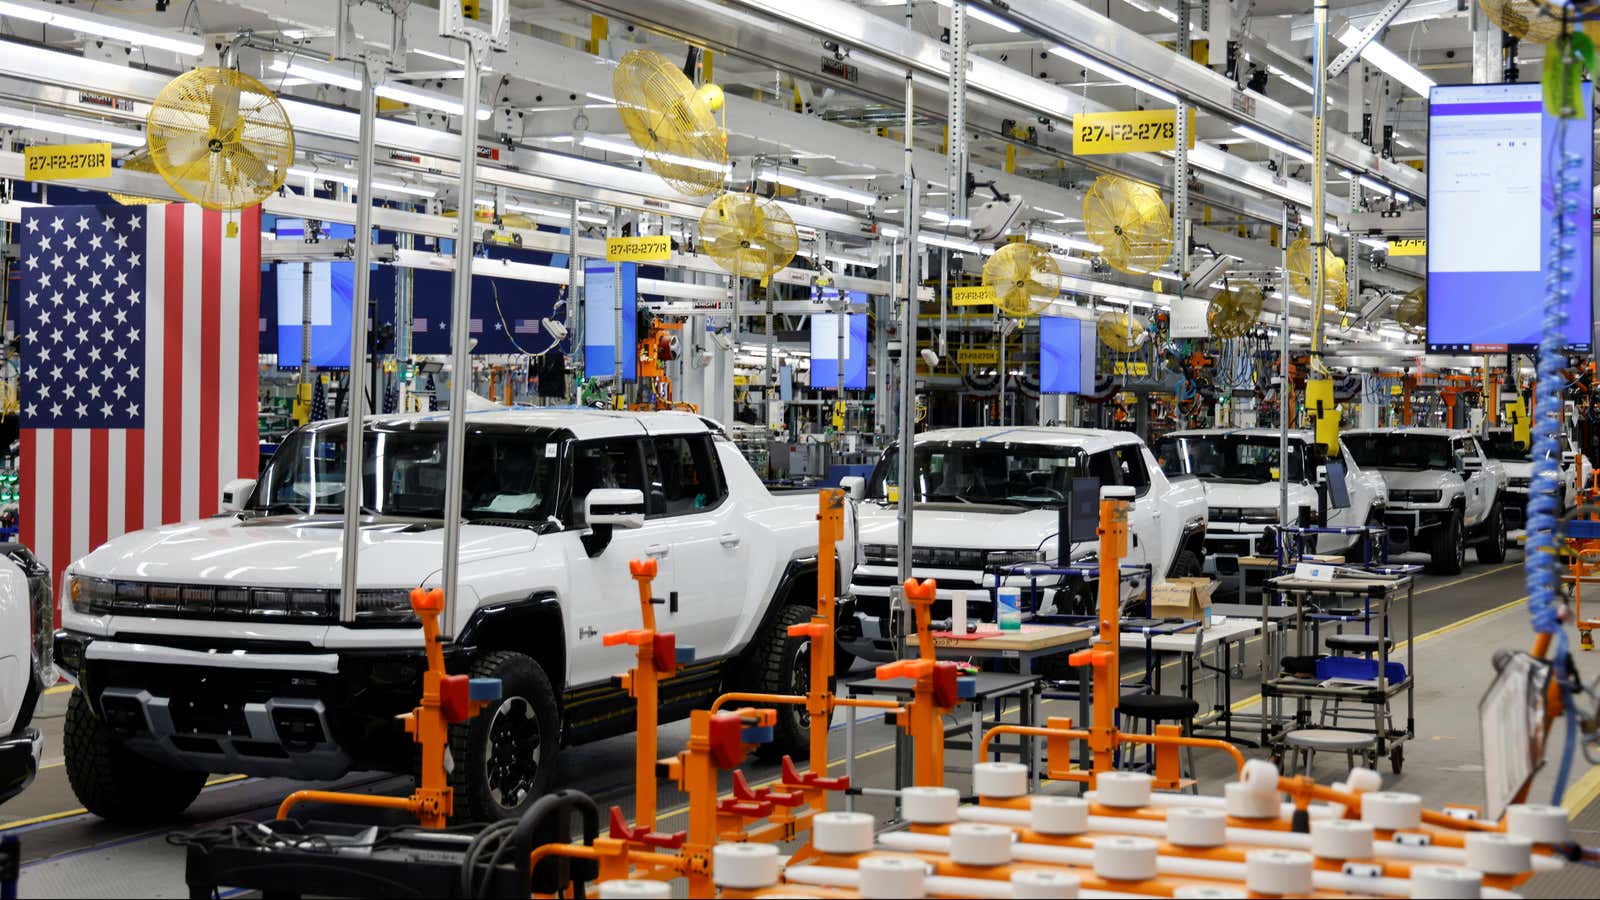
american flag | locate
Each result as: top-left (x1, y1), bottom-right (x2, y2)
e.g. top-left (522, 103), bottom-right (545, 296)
top-left (19, 204), bottom-right (262, 611)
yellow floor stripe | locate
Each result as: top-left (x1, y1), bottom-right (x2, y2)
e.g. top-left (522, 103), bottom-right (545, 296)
top-left (44, 684), bottom-right (71, 696)
top-left (1561, 764), bottom-right (1600, 818)
top-left (0, 774), bottom-right (247, 832)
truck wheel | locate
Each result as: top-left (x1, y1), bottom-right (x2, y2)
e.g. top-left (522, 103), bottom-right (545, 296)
top-left (449, 651), bottom-right (560, 822)
top-left (1477, 503), bottom-right (1508, 563)
top-left (1429, 510), bottom-right (1466, 575)
top-left (750, 603), bottom-right (816, 762)
top-left (1170, 549), bottom-right (1202, 578)
top-left (64, 688), bottom-right (205, 823)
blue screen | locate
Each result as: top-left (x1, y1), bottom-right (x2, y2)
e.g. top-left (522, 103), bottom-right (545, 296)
top-left (275, 219), bottom-right (356, 369)
top-left (584, 261), bottom-right (638, 381)
top-left (809, 313), bottom-right (868, 389)
top-left (1040, 316), bottom-right (1087, 393)
top-left (1427, 82), bottom-right (1594, 352)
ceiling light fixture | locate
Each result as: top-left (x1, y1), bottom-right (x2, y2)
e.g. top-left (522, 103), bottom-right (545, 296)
top-left (506, 201), bottom-right (611, 225)
top-left (269, 57), bottom-right (492, 119)
top-left (288, 166), bottom-right (437, 197)
top-left (928, 0), bottom-right (1022, 33)
top-left (1335, 23), bottom-right (1435, 97)
top-left (580, 134), bottom-right (733, 177)
top-left (0, 0), bottom-right (204, 56)
top-left (755, 166), bottom-right (877, 206)
top-left (0, 104), bottom-right (143, 145)
top-left (1048, 45), bottom-right (1179, 105)
top-left (1232, 125), bottom-right (1313, 162)
top-left (1030, 229), bottom-right (1104, 254)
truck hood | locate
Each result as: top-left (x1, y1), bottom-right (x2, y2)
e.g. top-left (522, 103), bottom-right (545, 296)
top-left (1499, 460), bottom-right (1533, 479)
top-left (1371, 469), bottom-right (1461, 492)
top-left (1200, 481), bottom-right (1314, 510)
top-left (71, 515), bottom-right (540, 588)
top-left (856, 503), bottom-right (1069, 552)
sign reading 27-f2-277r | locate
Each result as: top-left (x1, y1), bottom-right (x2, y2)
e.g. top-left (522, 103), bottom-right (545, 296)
top-left (606, 235), bottom-right (671, 262)
top-left (1073, 109), bottom-right (1196, 155)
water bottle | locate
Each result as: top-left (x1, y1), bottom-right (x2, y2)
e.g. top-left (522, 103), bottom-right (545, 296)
top-left (997, 587), bottom-right (1022, 631)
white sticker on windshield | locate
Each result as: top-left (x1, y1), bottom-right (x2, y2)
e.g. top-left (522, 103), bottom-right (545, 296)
top-left (546, 445), bottom-right (557, 458)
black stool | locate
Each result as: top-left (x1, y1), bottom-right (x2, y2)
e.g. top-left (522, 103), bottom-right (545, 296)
top-left (1117, 692), bottom-right (1201, 790)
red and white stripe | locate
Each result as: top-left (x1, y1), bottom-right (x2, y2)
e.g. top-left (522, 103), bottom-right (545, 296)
top-left (22, 204), bottom-right (262, 617)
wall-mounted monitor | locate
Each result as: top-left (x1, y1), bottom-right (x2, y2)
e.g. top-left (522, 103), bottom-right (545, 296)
top-left (1427, 82), bottom-right (1594, 353)
top-left (274, 219), bottom-right (356, 369)
top-left (809, 312), bottom-right (868, 390)
top-left (1039, 315), bottom-right (1097, 393)
top-left (584, 261), bottom-right (638, 382)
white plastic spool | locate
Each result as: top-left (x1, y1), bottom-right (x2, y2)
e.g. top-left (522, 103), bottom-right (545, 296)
top-left (597, 881), bottom-right (671, 899)
top-left (902, 786), bottom-right (961, 825)
top-left (1245, 849), bottom-right (1315, 896)
top-left (1310, 819), bottom-right (1375, 860)
top-left (1463, 832), bottom-right (1534, 875)
top-left (972, 762), bottom-right (1029, 798)
top-left (1092, 836), bottom-right (1159, 881)
top-left (1173, 886), bottom-right (1249, 898)
top-left (1242, 758), bottom-right (1282, 790)
top-left (858, 856), bottom-right (927, 898)
top-left (712, 843), bottom-right (780, 889)
top-left (948, 823), bottom-right (1013, 867)
top-left (1011, 868), bottom-right (1080, 899)
top-left (1505, 803), bottom-right (1570, 844)
top-left (1030, 795), bottom-right (1089, 834)
top-left (1344, 766), bottom-right (1383, 794)
top-left (1166, 807), bottom-right (1227, 847)
top-left (1360, 792), bottom-right (1423, 831)
top-left (1408, 864), bottom-right (1484, 898)
top-left (1225, 780), bottom-right (1282, 819)
top-left (813, 811), bottom-right (876, 854)
top-left (1096, 771), bottom-right (1154, 808)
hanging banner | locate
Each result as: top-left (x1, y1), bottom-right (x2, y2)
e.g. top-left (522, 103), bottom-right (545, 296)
top-left (951, 285), bottom-right (997, 307)
top-left (1387, 238), bottom-right (1426, 257)
top-left (605, 235), bottom-right (671, 262)
top-left (1073, 109), bottom-right (1196, 155)
top-left (24, 142), bottom-right (112, 182)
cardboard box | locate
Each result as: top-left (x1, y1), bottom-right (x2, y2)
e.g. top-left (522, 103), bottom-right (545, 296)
top-left (1150, 576), bottom-right (1216, 619)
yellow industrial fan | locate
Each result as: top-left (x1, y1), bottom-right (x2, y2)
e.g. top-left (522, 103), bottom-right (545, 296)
top-left (1083, 176), bottom-right (1172, 276)
top-left (108, 148), bottom-right (166, 206)
top-left (1478, 0), bottom-right (1564, 43)
top-left (1395, 286), bottom-right (1427, 336)
top-left (1208, 283), bottom-right (1264, 339)
top-left (1096, 311), bottom-right (1150, 353)
top-left (982, 242), bottom-right (1061, 318)
top-left (1287, 234), bottom-right (1349, 310)
top-left (613, 49), bottom-right (727, 197)
top-left (147, 67), bottom-right (293, 211)
top-left (699, 193), bottom-right (798, 284)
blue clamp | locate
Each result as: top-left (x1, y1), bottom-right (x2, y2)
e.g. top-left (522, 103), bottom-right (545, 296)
top-left (740, 725), bottom-right (775, 745)
top-left (956, 676), bottom-right (977, 700)
top-left (468, 677), bottom-right (503, 702)
top-left (676, 645), bottom-right (697, 664)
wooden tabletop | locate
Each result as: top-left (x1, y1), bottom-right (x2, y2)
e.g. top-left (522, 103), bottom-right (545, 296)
top-left (908, 624), bottom-right (1094, 652)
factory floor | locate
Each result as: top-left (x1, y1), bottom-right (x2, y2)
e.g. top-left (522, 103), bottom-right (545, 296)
top-left (10, 551), bottom-right (1600, 897)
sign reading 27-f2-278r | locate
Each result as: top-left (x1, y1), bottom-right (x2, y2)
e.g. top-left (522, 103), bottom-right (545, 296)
top-left (24, 142), bottom-right (112, 182)
top-left (1073, 109), bottom-right (1196, 155)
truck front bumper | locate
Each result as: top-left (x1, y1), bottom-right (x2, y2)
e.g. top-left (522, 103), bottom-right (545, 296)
top-left (1383, 506), bottom-right (1448, 552)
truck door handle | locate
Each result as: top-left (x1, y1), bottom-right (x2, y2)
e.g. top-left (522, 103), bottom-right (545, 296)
top-left (646, 544), bottom-right (670, 558)
top-left (719, 533), bottom-right (741, 548)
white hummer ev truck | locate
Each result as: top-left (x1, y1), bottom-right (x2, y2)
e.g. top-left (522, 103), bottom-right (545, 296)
top-left (55, 409), bottom-right (853, 822)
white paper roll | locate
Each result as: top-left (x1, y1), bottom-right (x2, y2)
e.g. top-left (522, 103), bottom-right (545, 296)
top-left (597, 881), bottom-right (671, 899)
top-left (948, 823), bottom-right (1013, 867)
top-left (712, 843), bottom-right (780, 889)
top-left (1245, 849), bottom-right (1315, 896)
top-left (1505, 803), bottom-right (1570, 844)
top-left (1011, 868), bottom-right (1080, 899)
top-left (1408, 865), bottom-right (1483, 898)
top-left (1096, 771), bottom-right (1153, 808)
top-left (973, 762), bottom-right (1030, 798)
top-left (858, 856), bottom-right (927, 898)
top-left (1310, 819), bottom-right (1374, 860)
top-left (1093, 835), bottom-right (1159, 881)
top-left (1225, 780), bottom-right (1282, 819)
top-left (1344, 766), bottom-right (1383, 794)
top-left (813, 811), bottom-right (876, 854)
top-left (1464, 832), bottom-right (1533, 875)
top-left (1360, 792), bottom-right (1423, 831)
top-left (1242, 758), bottom-right (1282, 791)
top-left (902, 786), bottom-right (961, 825)
top-left (1167, 807), bottom-right (1227, 847)
top-left (1030, 795), bottom-right (1089, 835)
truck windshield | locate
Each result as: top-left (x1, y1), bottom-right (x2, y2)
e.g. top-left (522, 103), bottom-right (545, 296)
top-left (1153, 434), bottom-right (1306, 483)
top-left (1481, 432), bottom-right (1531, 461)
top-left (869, 442), bottom-right (1086, 506)
top-left (1344, 433), bottom-right (1453, 470)
top-left (251, 425), bottom-right (561, 523)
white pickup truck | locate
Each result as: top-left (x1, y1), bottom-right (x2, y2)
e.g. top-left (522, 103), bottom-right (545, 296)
top-left (841, 427), bottom-right (1208, 662)
top-left (1481, 426), bottom-right (1590, 532)
top-left (1151, 429), bottom-right (1388, 564)
top-left (54, 410), bottom-right (854, 823)
top-left (0, 543), bottom-right (50, 806)
top-left (1342, 428), bottom-right (1508, 574)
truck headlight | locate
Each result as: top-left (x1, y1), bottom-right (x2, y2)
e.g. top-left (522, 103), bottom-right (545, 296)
top-left (68, 576), bottom-right (114, 615)
top-left (1392, 489), bottom-right (1442, 503)
top-left (355, 589), bottom-right (420, 625)
top-left (987, 548), bottom-right (1049, 568)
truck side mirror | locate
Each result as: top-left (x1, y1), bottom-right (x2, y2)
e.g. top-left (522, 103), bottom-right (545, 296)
top-left (839, 476), bottom-right (866, 501)
top-left (221, 478), bottom-right (256, 513)
top-left (582, 488), bottom-right (646, 557)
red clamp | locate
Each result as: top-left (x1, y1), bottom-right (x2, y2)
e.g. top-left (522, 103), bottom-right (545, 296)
top-left (708, 712), bottom-right (747, 770)
top-left (717, 795), bottom-right (775, 819)
top-left (652, 632), bottom-right (677, 678)
top-left (781, 755), bottom-right (851, 792)
top-left (439, 674), bottom-right (471, 724)
top-left (732, 770), bottom-right (803, 809)
top-left (932, 660), bottom-right (960, 708)
top-left (607, 806), bottom-right (686, 850)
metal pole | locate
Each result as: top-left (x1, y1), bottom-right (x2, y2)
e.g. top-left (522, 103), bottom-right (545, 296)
top-left (1309, 0), bottom-right (1329, 363)
top-left (1279, 203), bottom-right (1291, 524)
top-left (300, 251), bottom-right (313, 390)
top-left (441, 41), bottom-right (484, 639)
top-left (611, 210), bottom-right (623, 391)
top-left (569, 198), bottom-right (583, 402)
top-left (338, 62), bottom-right (378, 622)
top-left (895, 0), bottom-right (921, 594)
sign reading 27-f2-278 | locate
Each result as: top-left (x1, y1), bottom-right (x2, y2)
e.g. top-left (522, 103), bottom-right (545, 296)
top-left (1073, 109), bottom-right (1196, 155)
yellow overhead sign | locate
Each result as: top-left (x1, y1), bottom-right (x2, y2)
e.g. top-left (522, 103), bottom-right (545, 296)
top-left (605, 235), bottom-right (671, 262)
top-left (951, 285), bottom-right (997, 307)
top-left (1073, 109), bottom-right (1196, 156)
top-left (1113, 361), bottom-right (1151, 376)
top-left (24, 142), bottom-right (112, 182)
top-left (1387, 238), bottom-right (1426, 257)
top-left (957, 347), bottom-right (999, 365)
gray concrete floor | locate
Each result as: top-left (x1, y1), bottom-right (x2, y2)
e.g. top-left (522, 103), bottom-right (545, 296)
top-left (11, 549), bottom-right (1600, 896)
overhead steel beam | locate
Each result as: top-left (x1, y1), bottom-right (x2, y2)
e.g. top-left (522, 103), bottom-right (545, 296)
top-left (1328, 0), bottom-right (1411, 79)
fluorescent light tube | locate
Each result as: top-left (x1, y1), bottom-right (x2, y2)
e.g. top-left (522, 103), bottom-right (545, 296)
top-left (1048, 46), bottom-right (1179, 105)
top-left (1298, 212), bottom-right (1342, 235)
top-left (1031, 230), bottom-right (1103, 253)
top-left (922, 209), bottom-right (971, 227)
top-left (1232, 125), bottom-right (1313, 162)
top-left (1267, 66), bottom-right (1313, 95)
top-left (917, 233), bottom-right (983, 253)
top-left (506, 201), bottom-right (610, 225)
top-left (755, 167), bottom-right (876, 206)
top-left (270, 57), bottom-right (491, 119)
top-left (1357, 175), bottom-right (1393, 196)
top-left (0, 104), bottom-right (142, 145)
top-left (288, 167), bottom-right (436, 197)
top-left (1336, 24), bottom-right (1435, 97)
top-left (377, 80), bottom-right (493, 120)
top-left (0, 0), bottom-right (204, 56)
top-left (930, 0), bottom-right (1022, 33)
top-left (1359, 237), bottom-right (1389, 251)
top-left (581, 134), bottom-right (732, 177)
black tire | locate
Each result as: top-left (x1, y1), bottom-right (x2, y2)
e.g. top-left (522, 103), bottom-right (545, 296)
top-left (749, 603), bottom-right (815, 763)
top-left (448, 651), bottom-right (561, 822)
top-left (1477, 502), bottom-right (1508, 563)
top-left (834, 643), bottom-right (858, 676)
top-left (1428, 510), bottom-right (1466, 575)
top-left (1170, 548), bottom-right (1202, 578)
top-left (64, 688), bottom-right (206, 823)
